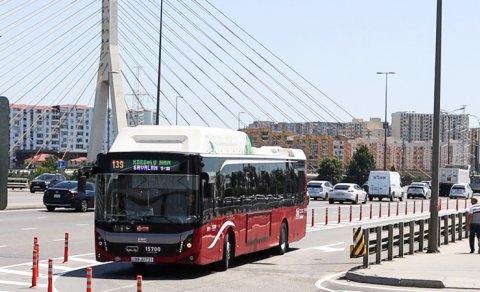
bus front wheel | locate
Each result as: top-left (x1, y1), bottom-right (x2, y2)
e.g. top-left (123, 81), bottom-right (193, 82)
top-left (217, 232), bottom-right (233, 271)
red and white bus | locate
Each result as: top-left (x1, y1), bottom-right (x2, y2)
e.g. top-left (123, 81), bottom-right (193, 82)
top-left (92, 126), bottom-right (307, 270)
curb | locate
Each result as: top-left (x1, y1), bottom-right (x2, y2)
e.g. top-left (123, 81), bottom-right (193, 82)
top-left (345, 271), bottom-right (445, 289)
top-left (4, 206), bottom-right (44, 211)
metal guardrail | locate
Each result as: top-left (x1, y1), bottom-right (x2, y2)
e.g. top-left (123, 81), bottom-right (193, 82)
top-left (7, 177), bottom-right (29, 189)
top-left (358, 210), bottom-right (468, 268)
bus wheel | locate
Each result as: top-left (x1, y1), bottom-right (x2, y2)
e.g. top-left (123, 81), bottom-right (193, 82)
top-left (217, 233), bottom-right (233, 271)
top-left (276, 223), bottom-right (288, 255)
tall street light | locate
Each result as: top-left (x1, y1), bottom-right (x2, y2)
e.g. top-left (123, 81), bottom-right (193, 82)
top-left (238, 112), bottom-right (245, 130)
top-left (175, 96), bottom-right (183, 125)
top-left (376, 72), bottom-right (396, 171)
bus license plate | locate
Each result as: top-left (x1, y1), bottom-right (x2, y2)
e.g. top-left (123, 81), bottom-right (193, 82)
top-left (131, 257), bottom-right (153, 263)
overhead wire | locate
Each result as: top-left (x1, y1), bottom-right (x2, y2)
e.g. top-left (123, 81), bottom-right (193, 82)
top-left (0, 2), bottom-right (99, 71)
top-left (119, 3), bottom-right (223, 126)
top-left (165, 0), bottom-right (308, 123)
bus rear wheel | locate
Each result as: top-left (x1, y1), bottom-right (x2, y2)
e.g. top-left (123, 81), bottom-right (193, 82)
top-left (276, 223), bottom-right (288, 255)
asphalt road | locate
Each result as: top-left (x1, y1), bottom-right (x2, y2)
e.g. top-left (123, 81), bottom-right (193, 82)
top-left (0, 189), bottom-right (473, 291)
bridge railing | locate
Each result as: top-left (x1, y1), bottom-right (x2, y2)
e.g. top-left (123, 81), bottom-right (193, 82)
top-left (358, 210), bottom-right (468, 268)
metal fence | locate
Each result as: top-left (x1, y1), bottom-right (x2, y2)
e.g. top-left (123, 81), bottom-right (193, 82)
top-left (359, 210), bottom-right (468, 268)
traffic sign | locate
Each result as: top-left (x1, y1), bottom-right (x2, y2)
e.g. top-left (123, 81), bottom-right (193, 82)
top-left (57, 160), bottom-right (66, 169)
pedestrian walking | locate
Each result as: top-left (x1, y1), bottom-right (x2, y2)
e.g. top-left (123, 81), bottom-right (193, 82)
top-left (467, 197), bottom-right (480, 253)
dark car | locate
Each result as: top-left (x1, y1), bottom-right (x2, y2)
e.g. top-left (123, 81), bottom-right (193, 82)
top-left (30, 173), bottom-right (66, 193)
top-left (43, 180), bottom-right (95, 212)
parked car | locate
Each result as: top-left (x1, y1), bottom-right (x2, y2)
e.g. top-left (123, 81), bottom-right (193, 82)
top-left (43, 180), bottom-right (95, 212)
top-left (30, 173), bottom-right (65, 193)
top-left (328, 183), bottom-right (367, 204)
top-left (307, 180), bottom-right (334, 200)
top-left (449, 183), bottom-right (473, 199)
top-left (407, 182), bottom-right (431, 199)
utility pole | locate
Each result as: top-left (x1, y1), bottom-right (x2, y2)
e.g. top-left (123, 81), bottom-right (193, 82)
top-left (428, 0), bottom-right (442, 253)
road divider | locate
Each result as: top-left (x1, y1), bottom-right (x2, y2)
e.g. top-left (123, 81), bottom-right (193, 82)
top-left (64, 232), bottom-right (69, 263)
top-left (86, 267), bottom-right (92, 292)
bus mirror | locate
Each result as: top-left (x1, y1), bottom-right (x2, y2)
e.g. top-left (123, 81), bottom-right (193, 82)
top-left (200, 172), bottom-right (209, 182)
top-left (79, 166), bottom-right (102, 178)
top-left (78, 175), bottom-right (86, 194)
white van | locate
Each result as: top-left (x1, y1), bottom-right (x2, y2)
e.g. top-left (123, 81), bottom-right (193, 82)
top-left (367, 171), bottom-right (404, 201)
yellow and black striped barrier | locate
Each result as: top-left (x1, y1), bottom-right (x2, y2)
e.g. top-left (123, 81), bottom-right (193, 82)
top-left (350, 227), bottom-right (366, 258)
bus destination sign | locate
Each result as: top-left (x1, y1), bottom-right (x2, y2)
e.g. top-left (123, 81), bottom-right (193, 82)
top-left (110, 159), bottom-right (178, 173)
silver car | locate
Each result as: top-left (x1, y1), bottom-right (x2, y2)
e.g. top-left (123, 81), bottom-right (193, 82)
top-left (307, 180), bottom-right (333, 200)
top-left (329, 183), bottom-right (367, 204)
top-left (449, 183), bottom-right (473, 199)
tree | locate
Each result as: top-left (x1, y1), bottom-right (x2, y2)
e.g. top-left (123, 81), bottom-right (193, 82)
top-left (317, 157), bottom-right (344, 185)
top-left (346, 145), bottom-right (376, 185)
top-left (32, 156), bottom-right (58, 178)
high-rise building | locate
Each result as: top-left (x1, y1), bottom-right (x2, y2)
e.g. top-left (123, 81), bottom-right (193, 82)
top-left (391, 111), bottom-right (469, 143)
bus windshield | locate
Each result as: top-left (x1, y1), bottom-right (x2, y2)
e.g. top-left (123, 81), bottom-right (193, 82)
top-left (95, 173), bottom-right (199, 224)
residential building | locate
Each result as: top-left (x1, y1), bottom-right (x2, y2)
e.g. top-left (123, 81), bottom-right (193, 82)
top-left (9, 104), bottom-right (153, 167)
top-left (391, 111), bottom-right (469, 143)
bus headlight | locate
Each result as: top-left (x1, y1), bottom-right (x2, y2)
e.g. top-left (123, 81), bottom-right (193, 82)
top-left (179, 235), bottom-right (193, 253)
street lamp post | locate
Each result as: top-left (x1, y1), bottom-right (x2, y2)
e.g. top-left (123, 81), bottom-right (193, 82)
top-left (238, 112), bottom-right (244, 130)
top-left (175, 96), bottom-right (183, 125)
top-left (376, 72), bottom-right (396, 171)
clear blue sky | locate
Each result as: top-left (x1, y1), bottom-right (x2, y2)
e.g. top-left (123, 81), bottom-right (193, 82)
top-left (1, 1), bottom-right (480, 128)
top-left (212, 0), bottom-right (480, 125)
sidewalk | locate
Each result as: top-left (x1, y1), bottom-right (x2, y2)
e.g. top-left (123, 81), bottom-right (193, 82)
top-left (345, 240), bottom-right (480, 289)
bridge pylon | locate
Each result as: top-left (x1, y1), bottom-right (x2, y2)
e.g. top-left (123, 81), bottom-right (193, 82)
top-left (87, 0), bottom-right (127, 162)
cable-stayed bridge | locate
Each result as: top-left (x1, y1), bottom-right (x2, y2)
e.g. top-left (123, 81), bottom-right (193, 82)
top-left (0, 0), bottom-right (354, 161)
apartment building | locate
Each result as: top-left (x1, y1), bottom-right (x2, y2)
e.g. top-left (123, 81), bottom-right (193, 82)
top-left (391, 111), bottom-right (469, 142)
top-left (242, 127), bottom-right (342, 174)
top-left (9, 104), bottom-right (153, 167)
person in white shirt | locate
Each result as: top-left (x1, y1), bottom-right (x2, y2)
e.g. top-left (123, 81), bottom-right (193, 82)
top-left (467, 197), bottom-right (480, 253)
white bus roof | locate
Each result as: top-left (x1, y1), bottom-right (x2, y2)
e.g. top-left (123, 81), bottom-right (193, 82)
top-left (109, 126), bottom-right (305, 160)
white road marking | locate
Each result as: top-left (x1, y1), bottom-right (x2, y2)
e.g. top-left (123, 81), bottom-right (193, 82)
top-left (0, 245), bottom-right (7, 248)
top-left (68, 257), bottom-right (98, 264)
top-left (315, 271), bottom-right (346, 292)
top-left (312, 242), bottom-right (346, 252)
top-left (76, 223), bottom-right (89, 226)
top-left (53, 238), bottom-right (64, 242)
top-left (0, 267), bottom-right (32, 276)
top-left (330, 279), bottom-right (430, 291)
top-left (20, 227), bottom-right (39, 231)
top-left (0, 279), bottom-right (47, 288)
top-left (35, 216), bottom-right (47, 219)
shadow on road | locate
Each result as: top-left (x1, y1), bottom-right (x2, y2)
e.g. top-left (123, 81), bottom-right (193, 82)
top-left (60, 247), bottom-right (300, 281)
